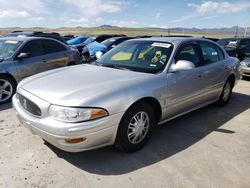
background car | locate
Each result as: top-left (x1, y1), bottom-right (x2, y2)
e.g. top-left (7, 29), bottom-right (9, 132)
top-left (239, 57), bottom-right (250, 79)
top-left (217, 37), bottom-right (250, 61)
top-left (82, 36), bottom-right (133, 62)
top-left (72, 34), bottom-right (126, 54)
top-left (2, 31), bottom-right (67, 44)
top-left (63, 34), bottom-right (75, 41)
top-left (13, 37), bottom-right (240, 153)
top-left (0, 37), bottom-right (81, 104)
top-left (67, 36), bottom-right (89, 45)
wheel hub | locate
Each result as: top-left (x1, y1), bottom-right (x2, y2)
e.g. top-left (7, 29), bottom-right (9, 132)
top-left (127, 111), bottom-right (150, 144)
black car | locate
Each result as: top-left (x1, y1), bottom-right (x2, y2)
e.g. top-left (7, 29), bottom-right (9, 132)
top-left (72, 34), bottom-right (126, 54)
top-left (2, 31), bottom-right (67, 44)
top-left (217, 38), bottom-right (250, 61)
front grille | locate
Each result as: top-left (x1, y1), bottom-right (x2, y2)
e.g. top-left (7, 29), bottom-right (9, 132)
top-left (18, 94), bottom-right (42, 116)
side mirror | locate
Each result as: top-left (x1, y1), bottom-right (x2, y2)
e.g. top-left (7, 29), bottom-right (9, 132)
top-left (111, 44), bottom-right (116, 48)
top-left (17, 52), bottom-right (29, 59)
top-left (170, 60), bottom-right (195, 72)
top-left (95, 51), bottom-right (103, 59)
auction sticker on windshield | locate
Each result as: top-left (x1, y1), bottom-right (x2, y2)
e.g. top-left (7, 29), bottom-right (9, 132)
top-left (152, 43), bottom-right (171, 48)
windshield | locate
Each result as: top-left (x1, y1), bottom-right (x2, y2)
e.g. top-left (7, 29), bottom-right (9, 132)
top-left (0, 40), bottom-right (23, 59)
top-left (217, 39), bottom-right (240, 50)
top-left (101, 38), bottom-right (116, 47)
top-left (95, 41), bottom-right (173, 73)
top-left (83, 37), bottom-right (95, 45)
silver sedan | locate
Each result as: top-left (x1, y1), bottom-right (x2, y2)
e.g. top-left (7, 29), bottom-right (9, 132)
top-left (13, 37), bottom-right (240, 153)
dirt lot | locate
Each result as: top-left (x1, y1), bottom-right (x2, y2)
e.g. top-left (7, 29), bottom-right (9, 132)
top-left (0, 80), bottom-right (250, 188)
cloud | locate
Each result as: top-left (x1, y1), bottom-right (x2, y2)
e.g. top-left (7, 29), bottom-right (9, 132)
top-left (188, 1), bottom-right (250, 15)
top-left (171, 14), bottom-right (195, 23)
top-left (69, 17), bottom-right (89, 23)
top-left (1, 0), bottom-right (45, 14)
top-left (155, 12), bottom-right (161, 19)
top-left (61, 0), bottom-right (123, 17)
top-left (0, 10), bottom-right (29, 19)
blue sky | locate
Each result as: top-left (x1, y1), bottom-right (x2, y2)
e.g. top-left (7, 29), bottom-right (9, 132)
top-left (0, 0), bottom-right (249, 28)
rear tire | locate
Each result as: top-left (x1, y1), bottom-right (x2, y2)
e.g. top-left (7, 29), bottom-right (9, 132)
top-left (0, 75), bottom-right (16, 104)
top-left (115, 102), bottom-right (155, 153)
top-left (216, 79), bottom-right (233, 106)
top-left (67, 62), bottom-right (76, 66)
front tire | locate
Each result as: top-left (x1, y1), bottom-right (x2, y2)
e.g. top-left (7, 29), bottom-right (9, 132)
top-left (216, 79), bottom-right (233, 106)
top-left (0, 75), bottom-right (16, 104)
top-left (115, 102), bottom-right (155, 153)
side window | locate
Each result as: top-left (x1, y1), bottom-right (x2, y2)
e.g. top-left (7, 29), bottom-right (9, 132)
top-left (176, 44), bottom-right (200, 67)
top-left (42, 40), bottom-right (66, 54)
top-left (20, 40), bottom-right (44, 57)
top-left (200, 42), bottom-right (224, 65)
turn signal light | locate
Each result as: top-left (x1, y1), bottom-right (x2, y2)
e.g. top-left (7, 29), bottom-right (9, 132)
top-left (64, 137), bottom-right (86, 143)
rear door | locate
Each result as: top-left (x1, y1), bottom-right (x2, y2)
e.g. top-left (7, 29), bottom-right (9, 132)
top-left (42, 39), bottom-right (70, 69)
top-left (166, 42), bottom-right (205, 119)
top-left (197, 41), bottom-right (228, 102)
top-left (14, 40), bottom-right (46, 79)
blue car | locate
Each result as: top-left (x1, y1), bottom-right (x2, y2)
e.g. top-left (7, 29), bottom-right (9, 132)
top-left (67, 36), bottom-right (89, 45)
top-left (86, 41), bottom-right (107, 57)
top-left (82, 37), bottom-right (133, 62)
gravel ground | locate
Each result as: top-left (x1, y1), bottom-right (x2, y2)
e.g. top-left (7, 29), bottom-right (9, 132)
top-left (0, 80), bottom-right (250, 188)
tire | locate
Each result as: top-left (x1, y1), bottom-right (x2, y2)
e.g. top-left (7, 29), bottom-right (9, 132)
top-left (0, 75), bottom-right (16, 104)
top-left (67, 62), bottom-right (76, 66)
top-left (216, 79), bottom-right (233, 106)
top-left (115, 102), bottom-right (155, 153)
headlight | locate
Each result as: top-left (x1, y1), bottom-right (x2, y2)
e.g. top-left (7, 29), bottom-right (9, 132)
top-left (240, 61), bottom-right (246, 66)
top-left (49, 105), bottom-right (108, 123)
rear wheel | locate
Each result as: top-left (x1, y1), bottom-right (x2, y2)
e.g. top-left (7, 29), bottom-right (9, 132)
top-left (0, 75), bottom-right (16, 104)
top-left (115, 102), bottom-right (155, 153)
top-left (216, 79), bottom-right (233, 106)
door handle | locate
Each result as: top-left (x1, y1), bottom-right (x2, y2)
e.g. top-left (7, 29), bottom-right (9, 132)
top-left (42, 59), bottom-right (46, 62)
top-left (198, 74), bottom-right (202, 78)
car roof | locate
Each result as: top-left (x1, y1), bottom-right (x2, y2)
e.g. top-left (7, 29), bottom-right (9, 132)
top-left (129, 37), bottom-right (213, 45)
top-left (0, 36), bottom-right (62, 42)
top-left (218, 37), bottom-right (250, 40)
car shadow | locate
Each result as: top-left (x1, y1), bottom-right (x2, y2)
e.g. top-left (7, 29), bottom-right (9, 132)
top-left (46, 92), bottom-right (250, 175)
top-left (0, 102), bottom-right (12, 111)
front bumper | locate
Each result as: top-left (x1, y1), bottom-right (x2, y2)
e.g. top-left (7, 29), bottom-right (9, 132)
top-left (12, 92), bottom-right (124, 152)
top-left (240, 66), bottom-right (250, 77)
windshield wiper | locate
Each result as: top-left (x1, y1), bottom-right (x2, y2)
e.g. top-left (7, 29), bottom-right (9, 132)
top-left (91, 61), bottom-right (131, 71)
top-left (102, 64), bottom-right (131, 71)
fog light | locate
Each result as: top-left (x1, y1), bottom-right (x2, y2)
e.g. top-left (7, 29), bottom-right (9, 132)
top-left (64, 137), bottom-right (86, 143)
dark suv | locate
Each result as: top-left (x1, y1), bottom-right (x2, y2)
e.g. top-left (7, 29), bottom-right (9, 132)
top-left (217, 38), bottom-right (250, 61)
top-left (2, 31), bottom-right (67, 44)
top-left (0, 37), bottom-right (81, 104)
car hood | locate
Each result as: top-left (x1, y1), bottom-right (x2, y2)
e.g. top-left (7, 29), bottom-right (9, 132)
top-left (19, 64), bottom-right (151, 106)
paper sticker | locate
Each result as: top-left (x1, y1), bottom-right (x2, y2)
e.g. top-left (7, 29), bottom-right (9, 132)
top-left (152, 42), bottom-right (171, 48)
top-left (5, 40), bottom-right (18, 44)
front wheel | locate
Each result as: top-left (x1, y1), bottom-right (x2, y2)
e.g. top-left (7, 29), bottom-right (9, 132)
top-left (0, 75), bottom-right (16, 104)
top-left (216, 79), bottom-right (233, 106)
top-left (115, 102), bottom-right (155, 153)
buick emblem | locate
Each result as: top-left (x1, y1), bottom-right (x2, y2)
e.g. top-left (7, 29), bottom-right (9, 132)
top-left (22, 98), bottom-right (27, 109)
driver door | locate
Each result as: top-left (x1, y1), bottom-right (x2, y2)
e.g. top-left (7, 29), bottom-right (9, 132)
top-left (165, 43), bottom-right (205, 120)
top-left (14, 40), bottom-right (46, 79)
